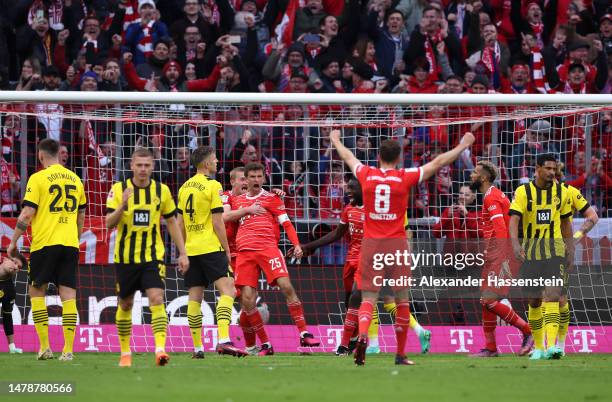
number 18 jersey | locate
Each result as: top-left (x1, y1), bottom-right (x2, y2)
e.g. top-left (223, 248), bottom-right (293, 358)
top-left (353, 163), bottom-right (422, 239)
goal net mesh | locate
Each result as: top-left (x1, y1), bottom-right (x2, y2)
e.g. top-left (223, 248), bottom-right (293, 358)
top-left (1, 99), bottom-right (610, 353)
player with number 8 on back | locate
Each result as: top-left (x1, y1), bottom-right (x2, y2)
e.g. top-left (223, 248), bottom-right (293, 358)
top-left (330, 129), bottom-right (475, 366)
top-left (105, 147), bottom-right (189, 367)
top-left (8, 139), bottom-right (87, 362)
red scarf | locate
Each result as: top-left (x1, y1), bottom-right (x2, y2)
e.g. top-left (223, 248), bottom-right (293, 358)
top-left (424, 31), bottom-right (442, 80)
top-left (102, 0), bottom-right (138, 32)
top-left (530, 22), bottom-right (544, 47)
top-left (137, 20), bottom-right (155, 58)
top-left (530, 47), bottom-right (548, 93)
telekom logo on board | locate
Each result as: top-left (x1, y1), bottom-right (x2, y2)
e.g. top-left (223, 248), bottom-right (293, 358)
top-left (449, 329), bottom-right (473, 352)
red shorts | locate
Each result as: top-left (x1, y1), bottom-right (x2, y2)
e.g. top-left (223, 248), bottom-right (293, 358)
top-left (343, 260), bottom-right (359, 293)
top-left (235, 247), bottom-right (289, 288)
top-left (480, 253), bottom-right (520, 296)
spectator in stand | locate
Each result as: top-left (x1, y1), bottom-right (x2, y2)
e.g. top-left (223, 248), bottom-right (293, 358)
top-left (136, 38), bottom-right (171, 79)
top-left (465, 22), bottom-right (510, 90)
top-left (431, 184), bottom-right (482, 247)
top-left (584, 14), bottom-right (611, 62)
top-left (169, 0), bottom-right (219, 46)
top-left (440, 74), bottom-right (464, 93)
top-left (263, 41), bottom-right (317, 92)
top-left (123, 0), bottom-right (170, 66)
top-left (510, 0), bottom-right (557, 49)
top-left (404, 6), bottom-right (463, 82)
top-left (79, 70), bottom-right (99, 91)
top-left (509, 120), bottom-right (559, 184)
top-left (168, 146), bottom-right (192, 196)
top-left (16, 13), bottom-right (56, 68)
top-left (350, 59), bottom-right (375, 93)
top-left (62, 12), bottom-right (115, 64)
top-left (283, 161), bottom-right (315, 219)
top-left (0, 154), bottom-right (20, 217)
top-left (99, 58), bottom-right (128, 91)
top-left (469, 74), bottom-right (489, 93)
top-left (394, 58), bottom-right (439, 93)
top-left (122, 51), bottom-right (223, 91)
top-left (314, 55), bottom-right (342, 93)
top-left (59, 144), bottom-right (69, 167)
top-left (85, 140), bottom-right (116, 217)
top-left (293, 0), bottom-right (326, 40)
top-left (501, 62), bottom-right (538, 94)
top-left (177, 25), bottom-right (204, 67)
top-left (185, 61), bottom-right (198, 81)
top-left (366, 7), bottom-right (410, 80)
top-left (13, 57), bottom-right (42, 91)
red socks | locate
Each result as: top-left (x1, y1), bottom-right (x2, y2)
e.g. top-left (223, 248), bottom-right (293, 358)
top-left (246, 307), bottom-right (269, 344)
top-left (486, 300), bottom-right (531, 335)
top-left (287, 301), bottom-right (307, 333)
top-left (341, 308), bottom-right (359, 347)
top-left (482, 304), bottom-right (498, 351)
top-left (395, 302), bottom-right (410, 356)
top-left (358, 300), bottom-right (374, 337)
top-left (239, 310), bottom-right (256, 347)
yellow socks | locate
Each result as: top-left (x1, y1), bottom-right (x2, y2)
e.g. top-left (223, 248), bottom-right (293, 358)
top-left (115, 306), bottom-right (132, 354)
top-left (383, 302), bottom-right (397, 320)
top-left (150, 304), bottom-right (168, 353)
top-left (62, 299), bottom-right (78, 354)
top-left (544, 301), bottom-right (560, 350)
top-left (216, 295), bottom-right (234, 344)
top-left (187, 300), bottom-right (203, 351)
top-left (528, 305), bottom-right (544, 350)
top-left (31, 297), bottom-right (49, 352)
top-left (558, 303), bottom-right (570, 349)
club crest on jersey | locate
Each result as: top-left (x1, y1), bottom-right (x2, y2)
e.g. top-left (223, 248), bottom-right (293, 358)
top-left (553, 196), bottom-right (560, 205)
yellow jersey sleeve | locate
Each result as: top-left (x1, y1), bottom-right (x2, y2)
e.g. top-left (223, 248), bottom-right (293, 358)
top-left (22, 174), bottom-right (41, 209)
top-left (404, 213), bottom-right (409, 229)
top-left (78, 179), bottom-right (87, 210)
top-left (560, 185), bottom-right (572, 219)
top-left (509, 185), bottom-right (527, 216)
top-left (568, 185), bottom-right (589, 214)
top-left (176, 185), bottom-right (185, 215)
top-left (106, 182), bottom-right (122, 211)
top-left (210, 180), bottom-right (224, 212)
top-left (160, 184), bottom-right (177, 218)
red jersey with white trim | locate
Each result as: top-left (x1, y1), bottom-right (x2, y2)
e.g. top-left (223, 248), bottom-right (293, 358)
top-left (354, 163), bottom-right (422, 239)
top-left (230, 189), bottom-right (287, 251)
top-left (481, 185), bottom-right (510, 240)
top-left (339, 204), bottom-right (365, 262)
top-left (221, 190), bottom-right (238, 255)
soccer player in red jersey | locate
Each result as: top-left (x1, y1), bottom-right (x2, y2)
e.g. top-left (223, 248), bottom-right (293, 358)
top-left (331, 129), bottom-right (475, 365)
top-left (291, 179), bottom-right (431, 356)
top-left (227, 162), bottom-right (320, 355)
top-left (469, 161), bottom-right (533, 357)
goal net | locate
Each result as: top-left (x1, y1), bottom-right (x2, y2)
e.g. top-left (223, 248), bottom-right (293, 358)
top-left (0, 93), bottom-right (610, 354)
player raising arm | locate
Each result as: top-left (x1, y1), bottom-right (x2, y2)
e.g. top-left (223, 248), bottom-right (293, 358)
top-left (330, 129), bottom-right (474, 366)
top-left (8, 139), bottom-right (86, 361)
top-left (106, 147), bottom-right (189, 367)
top-left (176, 146), bottom-right (247, 359)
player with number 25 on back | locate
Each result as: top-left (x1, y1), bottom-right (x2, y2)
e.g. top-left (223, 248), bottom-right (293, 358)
top-left (330, 129), bottom-right (474, 366)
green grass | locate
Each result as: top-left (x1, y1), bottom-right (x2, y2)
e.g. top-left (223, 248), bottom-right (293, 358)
top-left (1, 353), bottom-right (610, 402)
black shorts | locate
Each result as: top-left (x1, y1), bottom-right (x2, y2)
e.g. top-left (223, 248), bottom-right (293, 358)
top-left (29, 245), bottom-right (79, 289)
top-left (0, 278), bottom-right (16, 313)
top-left (520, 257), bottom-right (566, 297)
top-left (185, 251), bottom-right (232, 289)
top-left (115, 261), bottom-right (166, 299)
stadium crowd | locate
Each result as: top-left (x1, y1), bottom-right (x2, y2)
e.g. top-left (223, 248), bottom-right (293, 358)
top-left (0, 0), bottom-right (611, 227)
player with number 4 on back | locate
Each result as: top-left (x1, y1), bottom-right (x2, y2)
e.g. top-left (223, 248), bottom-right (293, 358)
top-left (8, 139), bottom-right (86, 362)
top-left (330, 129), bottom-right (475, 366)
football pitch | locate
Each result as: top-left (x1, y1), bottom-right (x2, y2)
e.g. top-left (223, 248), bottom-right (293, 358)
top-left (1, 353), bottom-right (610, 402)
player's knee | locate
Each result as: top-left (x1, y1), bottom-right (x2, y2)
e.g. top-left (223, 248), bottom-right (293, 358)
top-left (528, 298), bottom-right (542, 307)
top-left (118, 300), bottom-right (133, 311)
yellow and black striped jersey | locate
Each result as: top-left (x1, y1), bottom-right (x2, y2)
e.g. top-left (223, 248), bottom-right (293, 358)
top-left (177, 174), bottom-right (225, 256)
top-left (562, 183), bottom-right (590, 221)
top-left (106, 179), bottom-right (176, 264)
top-left (509, 181), bottom-right (572, 261)
top-left (22, 164), bottom-right (86, 252)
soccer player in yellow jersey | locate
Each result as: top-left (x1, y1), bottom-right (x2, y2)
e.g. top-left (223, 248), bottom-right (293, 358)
top-left (509, 154), bottom-right (574, 360)
top-left (106, 148), bottom-right (189, 368)
top-left (553, 163), bottom-right (599, 355)
top-left (177, 146), bottom-right (247, 359)
top-left (8, 139), bottom-right (86, 361)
